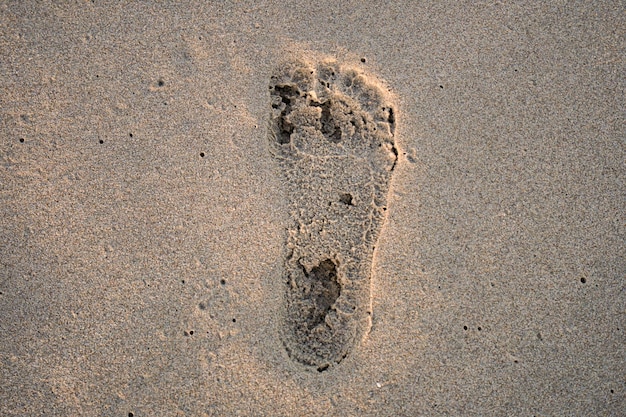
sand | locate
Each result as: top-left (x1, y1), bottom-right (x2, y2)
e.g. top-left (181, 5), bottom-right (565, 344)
top-left (1, 1), bottom-right (624, 416)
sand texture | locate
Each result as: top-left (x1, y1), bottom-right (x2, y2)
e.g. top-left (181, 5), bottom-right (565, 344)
top-left (1, 1), bottom-right (624, 416)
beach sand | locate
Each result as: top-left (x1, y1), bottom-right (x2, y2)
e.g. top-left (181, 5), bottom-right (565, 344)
top-left (1, 1), bottom-right (624, 415)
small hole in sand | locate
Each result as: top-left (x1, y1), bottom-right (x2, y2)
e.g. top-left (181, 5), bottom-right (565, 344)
top-left (361, 57), bottom-right (366, 63)
top-left (339, 193), bottom-right (353, 206)
top-left (129, 133), bottom-right (133, 138)
top-left (189, 330), bottom-right (194, 335)
top-left (99, 139), bottom-right (104, 144)
top-left (158, 79), bottom-right (164, 87)
top-left (19, 138), bottom-right (24, 143)
top-left (220, 279), bottom-right (226, 285)
top-left (200, 152), bottom-right (205, 158)
top-left (463, 326), bottom-right (468, 331)
top-left (232, 318), bottom-right (236, 323)
top-left (580, 277), bottom-right (586, 283)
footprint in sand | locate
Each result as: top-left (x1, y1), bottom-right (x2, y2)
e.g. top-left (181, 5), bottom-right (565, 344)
top-left (268, 58), bottom-right (398, 371)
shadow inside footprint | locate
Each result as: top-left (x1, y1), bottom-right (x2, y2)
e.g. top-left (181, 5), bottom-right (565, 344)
top-left (300, 259), bottom-right (340, 329)
top-left (319, 101), bottom-right (342, 143)
top-left (272, 84), bottom-right (300, 144)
